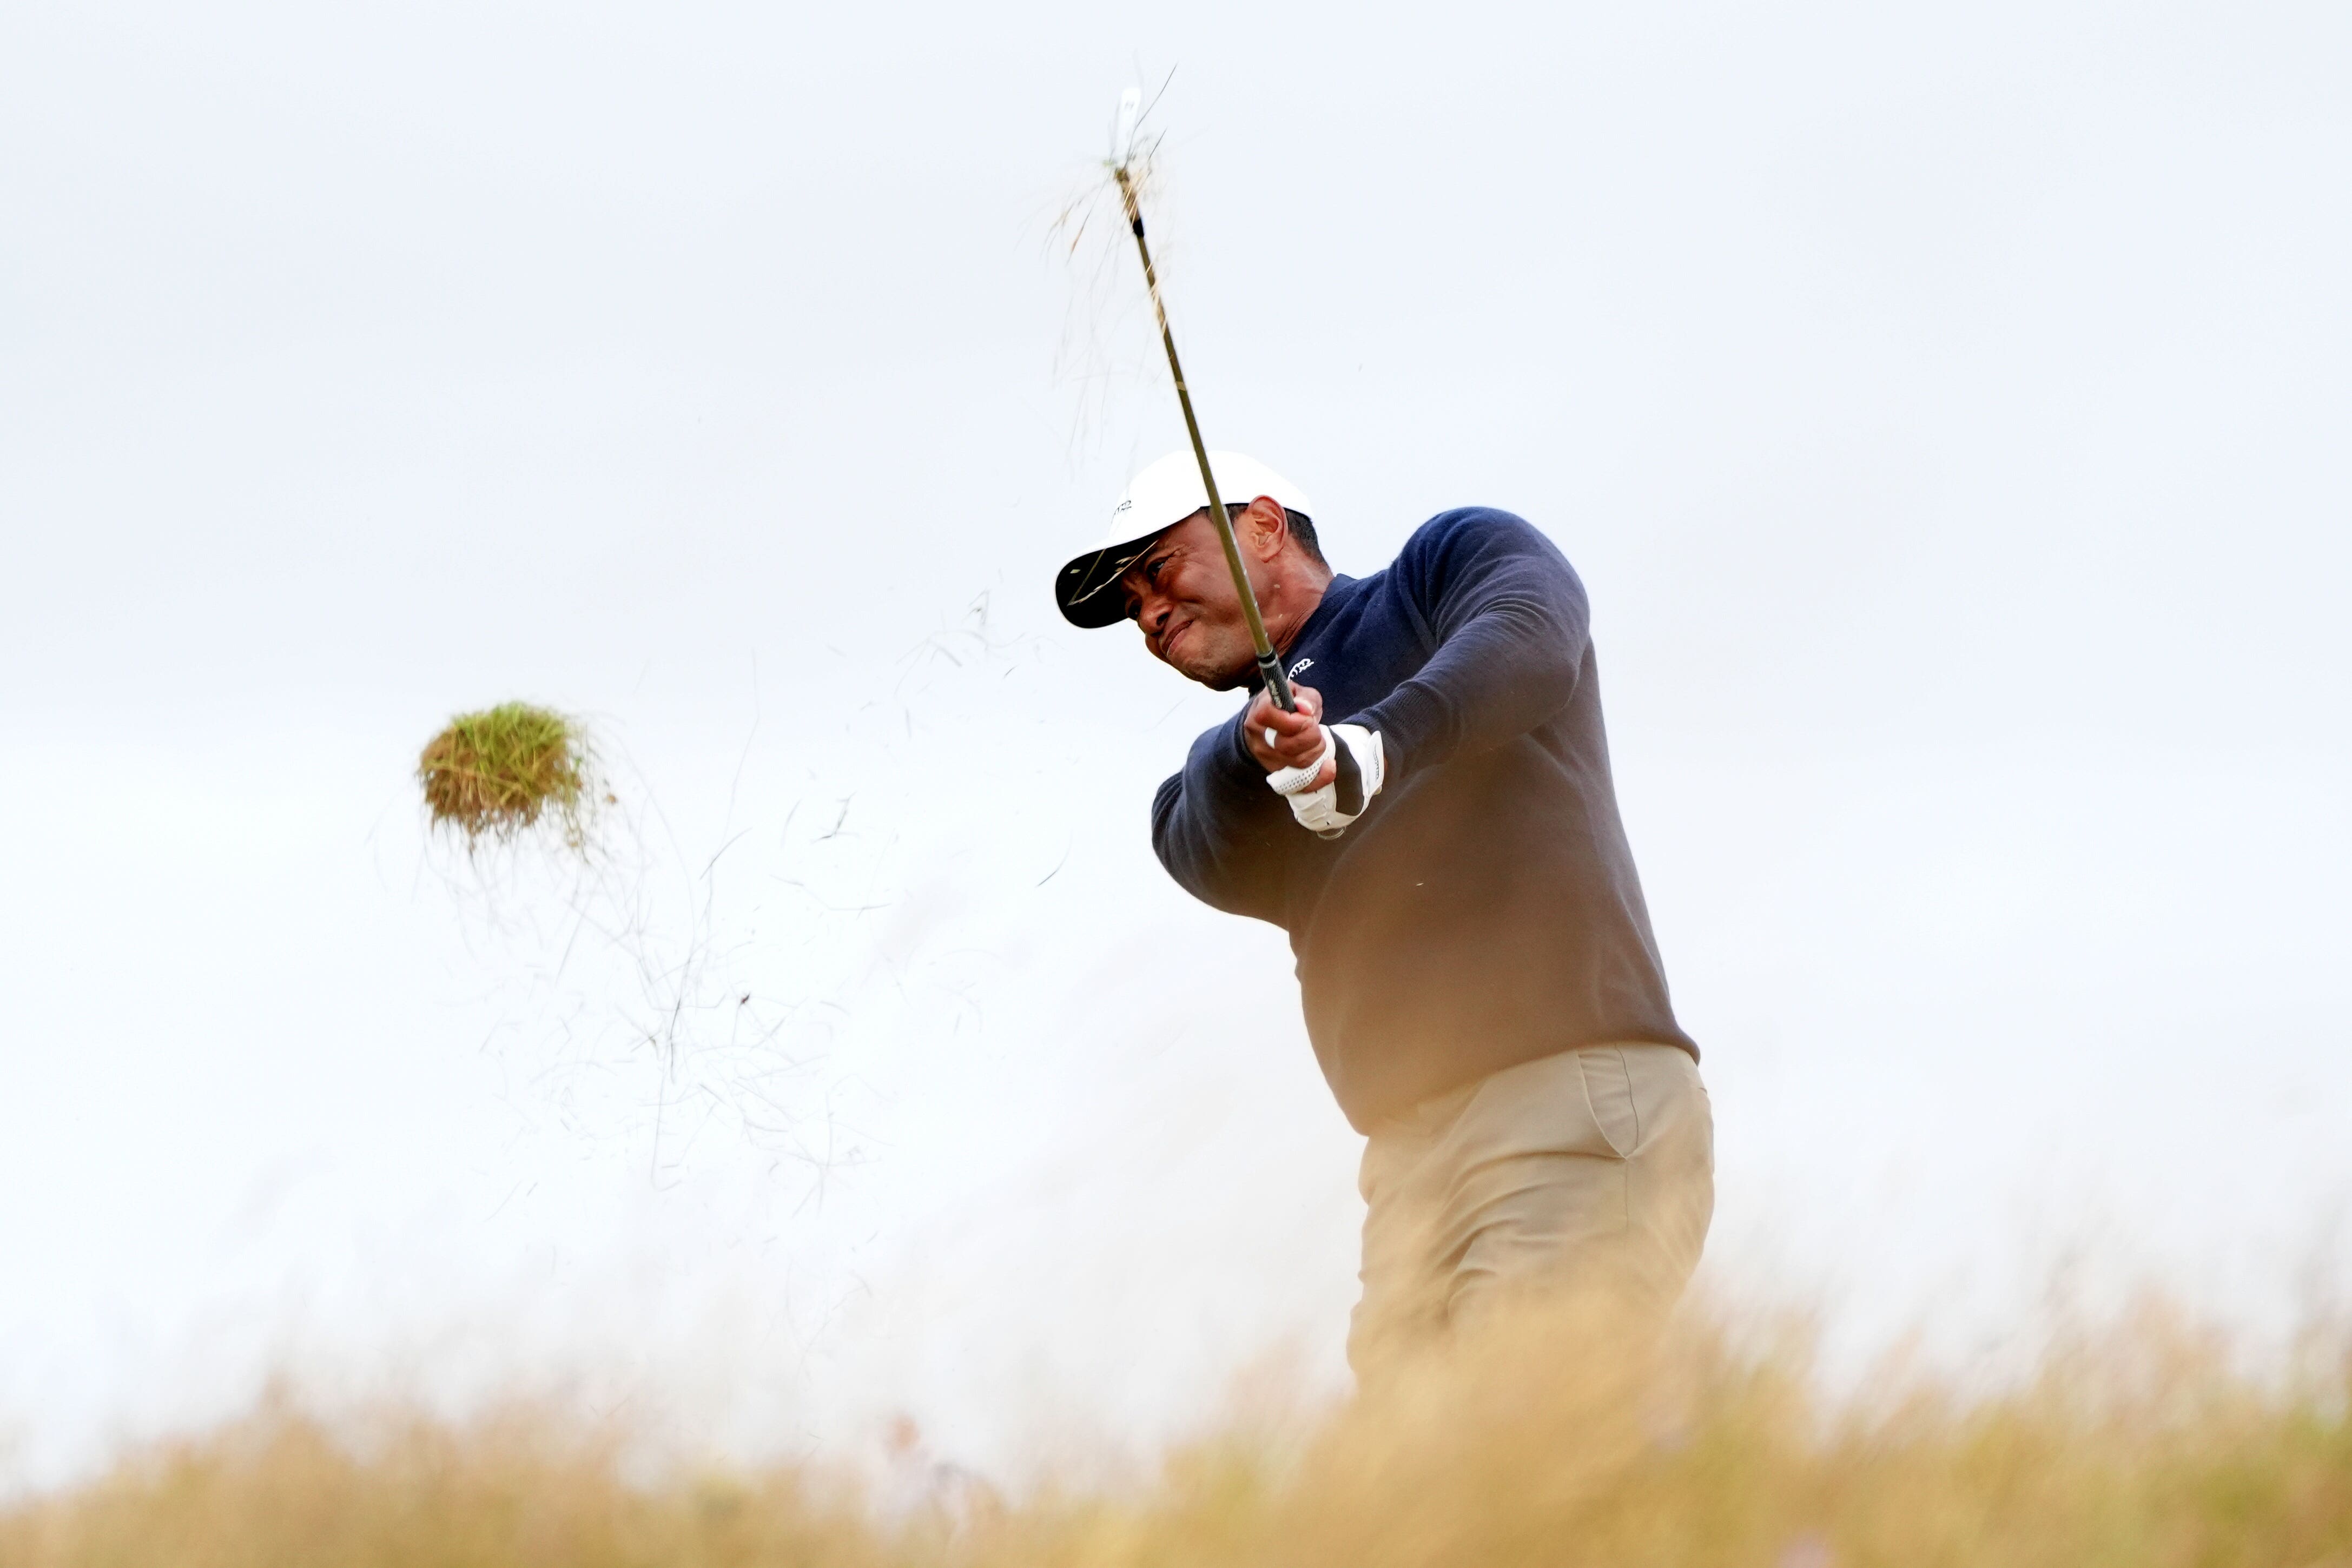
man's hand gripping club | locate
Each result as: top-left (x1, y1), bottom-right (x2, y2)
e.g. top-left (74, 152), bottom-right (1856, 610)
top-left (1244, 683), bottom-right (1385, 838)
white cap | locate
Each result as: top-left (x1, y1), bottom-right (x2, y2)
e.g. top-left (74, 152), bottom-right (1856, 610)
top-left (1054, 449), bottom-right (1313, 629)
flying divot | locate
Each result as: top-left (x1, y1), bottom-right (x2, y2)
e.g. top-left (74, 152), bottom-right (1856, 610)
top-left (417, 701), bottom-right (602, 853)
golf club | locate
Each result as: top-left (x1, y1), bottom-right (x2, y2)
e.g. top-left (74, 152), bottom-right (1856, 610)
top-left (1109, 87), bottom-right (1298, 717)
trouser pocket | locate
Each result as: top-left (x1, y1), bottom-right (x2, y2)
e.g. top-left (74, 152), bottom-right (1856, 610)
top-left (1576, 1046), bottom-right (1641, 1160)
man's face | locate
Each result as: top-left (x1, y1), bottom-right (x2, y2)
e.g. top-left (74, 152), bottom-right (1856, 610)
top-left (1118, 510), bottom-right (1260, 687)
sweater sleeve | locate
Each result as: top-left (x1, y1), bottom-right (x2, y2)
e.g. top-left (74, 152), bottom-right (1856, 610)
top-left (1355, 510), bottom-right (1591, 776)
top-left (1149, 710), bottom-right (1292, 923)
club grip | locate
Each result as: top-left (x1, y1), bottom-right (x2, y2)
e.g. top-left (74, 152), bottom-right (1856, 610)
top-left (1256, 651), bottom-right (1295, 712)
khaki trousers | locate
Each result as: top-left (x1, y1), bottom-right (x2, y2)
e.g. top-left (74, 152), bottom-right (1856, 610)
top-left (1349, 1042), bottom-right (1714, 1376)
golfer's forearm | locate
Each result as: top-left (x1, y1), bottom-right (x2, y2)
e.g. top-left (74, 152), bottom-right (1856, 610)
top-left (1150, 719), bottom-right (1286, 918)
top-left (1373, 580), bottom-right (1590, 776)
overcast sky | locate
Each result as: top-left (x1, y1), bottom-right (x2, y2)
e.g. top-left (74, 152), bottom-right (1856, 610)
top-left (4, 0), bottom-right (2348, 1491)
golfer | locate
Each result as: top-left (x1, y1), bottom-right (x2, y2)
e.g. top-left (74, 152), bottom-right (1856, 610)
top-left (1056, 450), bottom-right (1714, 1372)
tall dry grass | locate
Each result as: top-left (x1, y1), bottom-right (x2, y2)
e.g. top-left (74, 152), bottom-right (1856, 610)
top-left (6, 1295), bottom-right (2348, 1568)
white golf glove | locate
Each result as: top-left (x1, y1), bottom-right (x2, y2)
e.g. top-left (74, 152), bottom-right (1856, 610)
top-left (1265, 723), bottom-right (1385, 838)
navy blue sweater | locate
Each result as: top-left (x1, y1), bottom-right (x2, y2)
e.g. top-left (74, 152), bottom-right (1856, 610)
top-left (1151, 508), bottom-right (1696, 1132)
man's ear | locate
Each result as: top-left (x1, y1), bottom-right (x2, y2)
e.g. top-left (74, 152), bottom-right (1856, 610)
top-left (1240, 495), bottom-right (1289, 561)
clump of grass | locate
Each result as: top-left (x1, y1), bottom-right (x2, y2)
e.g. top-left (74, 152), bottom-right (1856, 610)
top-left (418, 702), bottom-right (598, 851)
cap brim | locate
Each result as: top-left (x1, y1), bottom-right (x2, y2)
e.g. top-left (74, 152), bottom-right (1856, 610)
top-left (1054, 530), bottom-right (1162, 630)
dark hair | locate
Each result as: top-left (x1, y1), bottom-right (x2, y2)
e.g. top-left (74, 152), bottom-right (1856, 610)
top-left (1224, 502), bottom-right (1326, 567)
top-left (1285, 508), bottom-right (1326, 566)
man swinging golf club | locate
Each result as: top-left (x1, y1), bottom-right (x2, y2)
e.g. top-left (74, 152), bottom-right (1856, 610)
top-left (1055, 451), bottom-right (1715, 1374)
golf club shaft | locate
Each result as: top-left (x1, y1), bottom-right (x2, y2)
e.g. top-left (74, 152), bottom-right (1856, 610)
top-left (1113, 164), bottom-right (1296, 714)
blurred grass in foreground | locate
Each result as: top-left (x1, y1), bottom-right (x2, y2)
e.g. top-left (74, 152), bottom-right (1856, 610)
top-left (6, 1294), bottom-right (2349, 1568)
